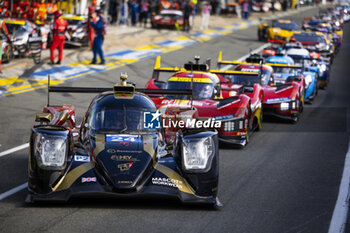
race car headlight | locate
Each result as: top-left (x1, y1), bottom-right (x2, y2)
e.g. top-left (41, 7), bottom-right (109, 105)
top-left (14, 37), bottom-right (26, 45)
top-left (280, 102), bottom-right (289, 111)
top-left (223, 119), bottom-right (244, 132)
top-left (280, 100), bottom-right (297, 111)
top-left (320, 64), bottom-right (327, 73)
top-left (15, 36), bottom-right (24, 42)
top-left (305, 75), bottom-right (312, 88)
top-left (72, 28), bottom-right (84, 36)
top-left (182, 137), bottom-right (214, 171)
top-left (34, 133), bottom-right (67, 169)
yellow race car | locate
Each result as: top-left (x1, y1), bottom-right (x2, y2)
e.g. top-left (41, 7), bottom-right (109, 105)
top-left (258, 19), bottom-right (301, 42)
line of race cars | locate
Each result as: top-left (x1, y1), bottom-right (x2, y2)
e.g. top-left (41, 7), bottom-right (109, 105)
top-left (25, 5), bottom-right (348, 208)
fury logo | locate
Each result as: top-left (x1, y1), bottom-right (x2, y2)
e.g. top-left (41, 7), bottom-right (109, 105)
top-left (111, 155), bottom-right (139, 161)
top-left (118, 162), bottom-right (134, 171)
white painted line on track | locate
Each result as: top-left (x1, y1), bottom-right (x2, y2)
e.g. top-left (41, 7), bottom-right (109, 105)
top-left (0, 183), bottom-right (27, 201)
top-left (0, 143), bottom-right (29, 158)
top-left (328, 141), bottom-right (350, 233)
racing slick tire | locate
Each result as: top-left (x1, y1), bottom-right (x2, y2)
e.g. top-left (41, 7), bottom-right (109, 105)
top-left (2, 46), bottom-right (14, 64)
top-left (291, 97), bottom-right (303, 123)
top-left (32, 52), bottom-right (41, 64)
top-left (258, 30), bottom-right (264, 41)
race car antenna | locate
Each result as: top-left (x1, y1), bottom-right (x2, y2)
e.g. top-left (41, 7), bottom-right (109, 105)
top-left (47, 75), bottom-right (50, 107)
top-left (191, 56), bottom-right (201, 109)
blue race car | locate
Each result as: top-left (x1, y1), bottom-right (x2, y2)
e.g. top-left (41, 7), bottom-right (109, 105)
top-left (285, 48), bottom-right (319, 102)
top-left (266, 54), bottom-right (316, 103)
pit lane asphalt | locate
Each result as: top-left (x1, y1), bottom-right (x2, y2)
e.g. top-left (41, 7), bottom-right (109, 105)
top-left (1, 7), bottom-right (349, 233)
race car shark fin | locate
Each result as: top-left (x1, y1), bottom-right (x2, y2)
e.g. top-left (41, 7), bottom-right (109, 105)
top-left (47, 75), bottom-right (50, 107)
top-left (154, 56), bottom-right (161, 70)
top-left (218, 51), bottom-right (222, 63)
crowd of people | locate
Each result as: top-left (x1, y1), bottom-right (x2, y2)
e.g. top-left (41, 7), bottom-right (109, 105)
top-left (107, 0), bottom-right (199, 27)
top-left (105, 0), bottom-right (312, 29)
top-left (0, 0), bottom-right (59, 24)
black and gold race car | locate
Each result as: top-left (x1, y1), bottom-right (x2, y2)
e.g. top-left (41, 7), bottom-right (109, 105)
top-left (258, 19), bottom-right (301, 42)
top-left (26, 74), bottom-right (221, 207)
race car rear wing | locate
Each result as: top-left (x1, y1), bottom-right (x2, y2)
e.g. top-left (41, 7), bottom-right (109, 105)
top-left (268, 39), bottom-right (287, 44)
top-left (216, 51), bottom-right (263, 77)
top-left (265, 63), bottom-right (303, 69)
top-left (46, 74), bottom-right (192, 106)
top-left (152, 56), bottom-right (184, 80)
top-left (49, 86), bottom-right (193, 95)
top-left (152, 56), bottom-right (259, 80)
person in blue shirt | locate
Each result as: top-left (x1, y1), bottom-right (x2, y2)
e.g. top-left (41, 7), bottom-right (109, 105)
top-left (90, 9), bottom-right (106, 65)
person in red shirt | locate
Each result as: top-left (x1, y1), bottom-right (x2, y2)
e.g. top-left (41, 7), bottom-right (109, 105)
top-left (19, 0), bottom-right (29, 18)
top-left (88, 6), bottom-right (96, 49)
top-left (0, 1), bottom-right (11, 17)
top-left (50, 11), bottom-right (68, 65)
top-left (0, 19), bottom-right (11, 73)
top-left (27, 1), bottom-right (38, 21)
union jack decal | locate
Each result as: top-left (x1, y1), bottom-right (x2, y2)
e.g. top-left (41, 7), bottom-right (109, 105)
top-left (81, 177), bottom-right (97, 183)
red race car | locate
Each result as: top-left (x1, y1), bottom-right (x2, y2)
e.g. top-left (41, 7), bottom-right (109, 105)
top-left (217, 52), bottom-right (305, 123)
top-left (151, 10), bottom-right (184, 29)
top-left (145, 56), bottom-right (262, 147)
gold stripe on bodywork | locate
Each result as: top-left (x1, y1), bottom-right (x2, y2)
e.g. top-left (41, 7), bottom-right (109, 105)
top-left (93, 134), bottom-right (105, 158)
top-left (142, 135), bottom-right (156, 165)
top-left (155, 163), bottom-right (195, 195)
top-left (52, 162), bottom-right (95, 192)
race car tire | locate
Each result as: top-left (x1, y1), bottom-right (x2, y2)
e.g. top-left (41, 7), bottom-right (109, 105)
top-left (82, 36), bottom-right (89, 47)
top-left (291, 113), bottom-right (299, 124)
top-left (32, 52), bottom-right (41, 64)
top-left (2, 46), bottom-right (14, 64)
top-left (258, 30), bottom-right (264, 41)
top-left (314, 81), bottom-right (319, 97)
top-left (212, 197), bottom-right (223, 210)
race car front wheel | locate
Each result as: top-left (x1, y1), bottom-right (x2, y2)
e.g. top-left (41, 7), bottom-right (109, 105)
top-left (258, 30), bottom-right (264, 41)
top-left (2, 45), bottom-right (14, 64)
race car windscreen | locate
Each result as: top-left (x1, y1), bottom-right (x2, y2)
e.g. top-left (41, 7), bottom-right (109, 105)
top-left (261, 70), bottom-right (272, 85)
top-left (166, 81), bottom-right (214, 100)
top-left (224, 75), bottom-right (260, 85)
top-left (293, 34), bottom-right (326, 44)
top-left (273, 67), bottom-right (297, 74)
top-left (288, 55), bottom-right (312, 67)
top-left (160, 13), bottom-right (182, 19)
top-left (5, 23), bottom-right (26, 36)
top-left (65, 19), bottom-right (84, 25)
top-left (273, 21), bottom-right (301, 30)
top-left (89, 107), bottom-right (154, 132)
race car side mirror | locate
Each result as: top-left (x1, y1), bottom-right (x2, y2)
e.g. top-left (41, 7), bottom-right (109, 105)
top-left (215, 85), bottom-right (221, 98)
top-left (35, 113), bottom-right (52, 124)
